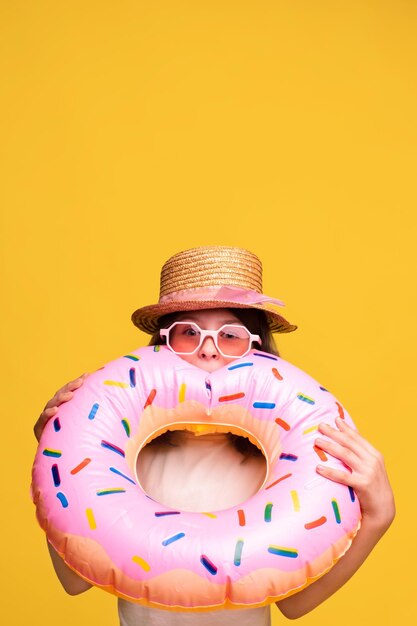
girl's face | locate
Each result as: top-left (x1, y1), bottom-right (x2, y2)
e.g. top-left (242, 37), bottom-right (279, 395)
top-left (170, 309), bottom-right (249, 372)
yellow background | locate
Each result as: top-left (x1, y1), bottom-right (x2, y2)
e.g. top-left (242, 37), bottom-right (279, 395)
top-left (1, 1), bottom-right (415, 624)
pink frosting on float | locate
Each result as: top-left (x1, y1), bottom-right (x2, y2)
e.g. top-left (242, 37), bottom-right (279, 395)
top-left (31, 346), bottom-right (361, 610)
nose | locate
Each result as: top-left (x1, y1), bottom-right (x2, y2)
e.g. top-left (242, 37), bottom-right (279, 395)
top-left (198, 336), bottom-right (220, 359)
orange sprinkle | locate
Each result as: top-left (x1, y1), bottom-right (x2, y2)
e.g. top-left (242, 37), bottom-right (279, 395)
top-left (144, 389), bottom-right (157, 408)
top-left (237, 509), bottom-right (246, 526)
top-left (313, 446), bottom-right (328, 462)
top-left (275, 417), bottom-right (290, 431)
top-left (305, 516), bottom-right (327, 529)
top-left (336, 402), bottom-right (345, 419)
top-left (266, 473), bottom-right (292, 490)
top-left (218, 392), bottom-right (245, 402)
top-left (70, 458), bottom-right (91, 474)
top-left (272, 367), bottom-right (283, 381)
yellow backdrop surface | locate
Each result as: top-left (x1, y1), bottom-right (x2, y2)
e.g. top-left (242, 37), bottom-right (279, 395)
top-left (1, 2), bottom-right (415, 625)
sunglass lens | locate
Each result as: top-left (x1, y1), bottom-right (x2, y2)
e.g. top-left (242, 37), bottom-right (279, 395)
top-left (168, 322), bottom-right (201, 354)
top-left (217, 325), bottom-right (251, 356)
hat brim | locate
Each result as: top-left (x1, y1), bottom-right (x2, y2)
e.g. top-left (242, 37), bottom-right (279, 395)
top-left (131, 300), bottom-right (297, 335)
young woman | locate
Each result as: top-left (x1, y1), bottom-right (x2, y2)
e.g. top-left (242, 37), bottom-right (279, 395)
top-left (34, 246), bottom-right (395, 625)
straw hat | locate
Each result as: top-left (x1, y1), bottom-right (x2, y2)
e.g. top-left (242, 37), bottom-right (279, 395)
top-left (131, 246), bottom-right (297, 335)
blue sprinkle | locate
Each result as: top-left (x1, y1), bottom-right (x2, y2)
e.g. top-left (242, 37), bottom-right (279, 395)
top-left (200, 555), bottom-right (217, 575)
top-left (228, 362), bottom-right (254, 370)
top-left (51, 464), bottom-right (61, 487)
top-left (253, 352), bottom-right (278, 361)
top-left (88, 403), bottom-right (99, 420)
top-left (279, 453), bottom-right (298, 462)
top-left (56, 492), bottom-right (68, 508)
top-left (162, 532), bottom-right (185, 546)
top-left (53, 418), bottom-right (61, 432)
top-left (129, 368), bottom-right (136, 387)
top-left (101, 441), bottom-right (125, 457)
top-left (109, 467), bottom-right (136, 484)
top-left (320, 386), bottom-right (329, 392)
top-left (155, 511), bottom-right (181, 517)
top-left (253, 402), bottom-right (276, 409)
top-left (348, 486), bottom-right (356, 502)
top-left (124, 354), bottom-right (139, 361)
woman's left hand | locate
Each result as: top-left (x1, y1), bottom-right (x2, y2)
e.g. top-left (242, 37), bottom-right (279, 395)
top-left (315, 417), bottom-right (395, 534)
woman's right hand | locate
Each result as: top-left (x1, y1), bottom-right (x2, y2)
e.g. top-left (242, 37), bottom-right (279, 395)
top-left (34, 373), bottom-right (89, 442)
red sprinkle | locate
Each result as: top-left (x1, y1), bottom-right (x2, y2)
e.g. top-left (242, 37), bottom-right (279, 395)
top-left (305, 516), bottom-right (327, 530)
top-left (336, 402), bottom-right (345, 419)
top-left (275, 417), bottom-right (290, 431)
top-left (218, 392), bottom-right (245, 402)
top-left (237, 509), bottom-right (246, 526)
top-left (272, 367), bottom-right (283, 381)
top-left (144, 389), bottom-right (157, 409)
top-left (265, 473), bottom-right (292, 490)
top-left (70, 458), bottom-right (91, 474)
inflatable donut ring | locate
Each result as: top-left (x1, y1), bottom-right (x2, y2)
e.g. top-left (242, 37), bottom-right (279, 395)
top-left (32, 346), bottom-right (361, 611)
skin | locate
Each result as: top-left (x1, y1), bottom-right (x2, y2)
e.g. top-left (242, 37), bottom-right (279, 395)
top-left (34, 309), bottom-right (395, 617)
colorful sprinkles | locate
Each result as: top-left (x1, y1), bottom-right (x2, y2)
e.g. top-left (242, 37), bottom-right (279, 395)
top-left (264, 503), bottom-right (273, 522)
top-left (234, 540), bottom-right (244, 566)
top-left (291, 490), bottom-right (300, 512)
top-left (129, 368), bottom-right (136, 387)
top-left (144, 389), bottom-right (157, 409)
top-left (104, 380), bottom-right (129, 388)
top-left (304, 516), bottom-right (327, 530)
top-left (179, 383), bottom-right (186, 402)
top-left (101, 440), bottom-right (125, 457)
top-left (219, 392), bottom-right (245, 402)
top-left (121, 418), bottom-right (131, 437)
top-left (266, 473), bottom-right (292, 490)
top-left (336, 402), bottom-right (345, 419)
top-left (200, 555), bottom-right (217, 575)
top-left (162, 532), bottom-right (185, 546)
top-left (51, 464), bottom-right (60, 487)
top-left (272, 367), bottom-right (283, 380)
top-left (228, 362), bottom-right (253, 370)
top-left (275, 417), bottom-right (290, 430)
top-left (253, 402), bottom-right (276, 409)
top-left (297, 393), bottom-right (315, 405)
top-left (96, 488), bottom-right (126, 496)
top-left (43, 448), bottom-right (62, 458)
top-left (53, 417), bottom-right (61, 432)
top-left (253, 353), bottom-right (278, 361)
top-left (155, 511), bottom-right (181, 517)
top-left (70, 458), bottom-right (91, 474)
top-left (86, 508), bottom-right (97, 530)
top-left (280, 453), bottom-right (298, 462)
top-left (332, 499), bottom-right (341, 523)
top-left (268, 546), bottom-right (298, 559)
top-left (132, 555), bottom-right (151, 571)
top-left (109, 467), bottom-right (136, 484)
top-left (56, 492), bottom-right (68, 508)
top-left (88, 403), bottom-right (99, 420)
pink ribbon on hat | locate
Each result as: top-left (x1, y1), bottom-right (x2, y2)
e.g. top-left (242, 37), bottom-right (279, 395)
top-left (159, 285), bottom-right (285, 307)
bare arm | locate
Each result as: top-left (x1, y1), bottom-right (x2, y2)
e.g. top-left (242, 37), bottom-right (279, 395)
top-left (47, 542), bottom-right (93, 595)
top-left (276, 417), bottom-right (395, 619)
